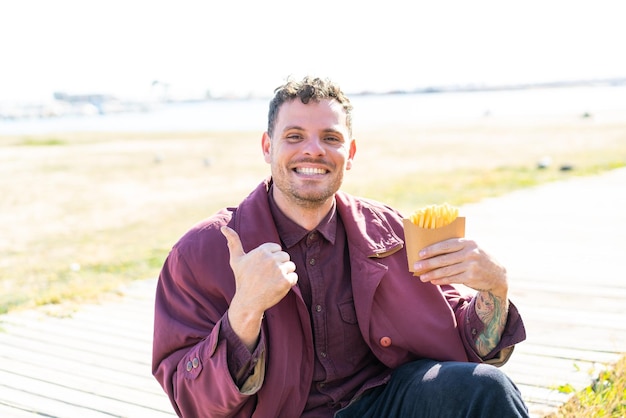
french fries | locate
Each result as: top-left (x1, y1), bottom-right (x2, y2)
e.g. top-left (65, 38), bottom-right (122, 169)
top-left (409, 203), bottom-right (459, 229)
top-left (403, 203), bottom-right (465, 274)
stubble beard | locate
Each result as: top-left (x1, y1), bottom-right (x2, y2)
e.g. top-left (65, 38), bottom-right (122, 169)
top-left (273, 166), bottom-right (343, 210)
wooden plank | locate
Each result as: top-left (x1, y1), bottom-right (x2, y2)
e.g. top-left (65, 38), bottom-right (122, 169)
top-left (510, 280), bottom-right (626, 300)
top-left (6, 302), bottom-right (156, 342)
top-left (0, 399), bottom-right (49, 418)
top-left (0, 280), bottom-right (176, 417)
top-left (519, 307), bottom-right (626, 331)
top-left (513, 384), bottom-right (573, 418)
top-left (502, 354), bottom-right (601, 389)
top-left (0, 370), bottom-right (174, 418)
top-left (515, 343), bottom-right (623, 364)
top-left (0, 330), bottom-right (151, 376)
top-left (0, 386), bottom-right (114, 418)
top-left (0, 361), bottom-right (171, 415)
top-left (513, 294), bottom-right (626, 316)
top-left (0, 317), bottom-right (153, 363)
top-left (514, 383), bottom-right (572, 407)
top-left (518, 328), bottom-right (625, 353)
top-left (0, 344), bottom-right (165, 400)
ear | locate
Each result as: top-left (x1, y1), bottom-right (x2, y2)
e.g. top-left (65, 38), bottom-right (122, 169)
top-left (345, 139), bottom-right (357, 170)
top-left (262, 132), bottom-right (272, 163)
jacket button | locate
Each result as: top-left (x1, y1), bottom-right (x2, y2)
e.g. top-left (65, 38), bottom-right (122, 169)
top-left (380, 336), bottom-right (392, 347)
top-left (192, 357), bottom-right (199, 368)
top-left (186, 361), bottom-right (193, 372)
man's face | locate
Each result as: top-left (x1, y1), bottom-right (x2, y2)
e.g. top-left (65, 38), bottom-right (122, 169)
top-left (262, 98), bottom-right (356, 210)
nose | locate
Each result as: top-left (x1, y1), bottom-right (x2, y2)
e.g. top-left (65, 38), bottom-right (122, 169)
top-left (302, 137), bottom-right (326, 156)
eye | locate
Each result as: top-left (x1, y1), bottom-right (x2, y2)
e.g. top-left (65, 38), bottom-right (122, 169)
top-left (286, 133), bottom-right (303, 141)
top-left (324, 135), bottom-right (342, 144)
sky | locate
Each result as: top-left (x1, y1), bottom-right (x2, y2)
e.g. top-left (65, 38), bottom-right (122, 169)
top-left (1, 0), bottom-right (625, 103)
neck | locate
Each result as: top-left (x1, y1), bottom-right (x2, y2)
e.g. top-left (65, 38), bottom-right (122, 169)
top-left (272, 190), bottom-right (335, 231)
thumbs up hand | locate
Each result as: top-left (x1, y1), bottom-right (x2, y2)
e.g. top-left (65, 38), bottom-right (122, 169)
top-left (221, 226), bottom-right (298, 350)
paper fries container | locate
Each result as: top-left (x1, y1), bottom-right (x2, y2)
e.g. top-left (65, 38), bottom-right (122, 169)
top-left (402, 217), bottom-right (466, 276)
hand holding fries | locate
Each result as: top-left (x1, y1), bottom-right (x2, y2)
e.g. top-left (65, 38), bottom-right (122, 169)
top-left (403, 203), bottom-right (465, 276)
top-left (403, 204), bottom-right (508, 298)
top-left (415, 238), bottom-right (508, 297)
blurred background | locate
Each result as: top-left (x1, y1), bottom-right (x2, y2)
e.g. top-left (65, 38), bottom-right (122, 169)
top-left (1, 0), bottom-right (625, 132)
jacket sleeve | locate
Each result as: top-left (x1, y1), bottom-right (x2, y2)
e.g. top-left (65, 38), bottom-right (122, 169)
top-left (442, 285), bottom-right (526, 366)
top-left (221, 313), bottom-right (267, 390)
top-left (152, 244), bottom-right (266, 417)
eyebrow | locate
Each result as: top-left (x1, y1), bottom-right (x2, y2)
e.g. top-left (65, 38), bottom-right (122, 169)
top-left (282, 126), bottom-right (344, 136)
top-left (282, 125), bottom-right (305, 132)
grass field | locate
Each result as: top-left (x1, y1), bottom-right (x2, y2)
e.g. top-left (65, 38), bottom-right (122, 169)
top-left (1, 111), bottom-right (626, 416)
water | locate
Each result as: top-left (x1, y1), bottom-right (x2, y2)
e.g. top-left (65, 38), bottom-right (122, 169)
top-left (0, 99), bottom-right (269, 135)
top-left (352, 85), bottom-right (626, 127)
top-left (1, 85), bottom-right (625, 135)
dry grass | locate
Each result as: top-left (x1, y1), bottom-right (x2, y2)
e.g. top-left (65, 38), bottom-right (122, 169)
top-left (1, 114), bottom-right (626, 314)
top-left (0, 130), bottom-right (266, 311)
top-left (346, 116), bottom-right (626, 212)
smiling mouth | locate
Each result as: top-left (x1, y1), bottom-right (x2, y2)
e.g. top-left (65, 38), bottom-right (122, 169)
top-left (295, 167), bottom-right (328, 175)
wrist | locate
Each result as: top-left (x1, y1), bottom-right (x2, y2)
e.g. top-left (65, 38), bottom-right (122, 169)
top-left (228, 301), bottom-right (264, 351)
top-left (486, 267), bottom-right (509, 299)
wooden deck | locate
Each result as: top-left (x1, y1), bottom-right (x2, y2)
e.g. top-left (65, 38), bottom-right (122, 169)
top-left (1, 168), bottom-right (625, 417)
top-left (464, 167), bottom-right (626, 416)
top-left (0, 281), bottom-right (175, 417)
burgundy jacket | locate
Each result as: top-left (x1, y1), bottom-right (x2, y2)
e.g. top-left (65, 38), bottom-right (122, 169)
top-left (152, 179), bottom-right (526, 417)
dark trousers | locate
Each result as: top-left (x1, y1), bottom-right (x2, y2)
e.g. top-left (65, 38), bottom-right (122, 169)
top-left (336, 359), bottom-right (529, 418)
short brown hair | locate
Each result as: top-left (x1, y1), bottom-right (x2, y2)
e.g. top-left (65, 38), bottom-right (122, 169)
top-left (267, 76), bottom-right (353, 137)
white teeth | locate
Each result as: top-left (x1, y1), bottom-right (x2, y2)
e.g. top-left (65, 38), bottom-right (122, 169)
top-left (296, 167), bottom-right (326, 175)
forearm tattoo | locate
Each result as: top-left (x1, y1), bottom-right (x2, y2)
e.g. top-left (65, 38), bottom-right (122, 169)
top-left (474, 291), bottom-right (508, 356)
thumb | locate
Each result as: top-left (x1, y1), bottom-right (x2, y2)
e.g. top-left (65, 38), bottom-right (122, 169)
top-left (221, 226), bottom-right (245, 259)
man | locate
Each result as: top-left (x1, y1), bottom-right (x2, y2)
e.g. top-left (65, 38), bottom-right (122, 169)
top-left (152, 76), bottom-right (528, 417)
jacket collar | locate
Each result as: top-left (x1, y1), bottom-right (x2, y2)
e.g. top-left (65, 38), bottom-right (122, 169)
top-left (235, 179), bottom-right (404, 258)
top-left (335, 191), bottom-right (404, 258)
top-left (233, 178), bottom-right (282, 253)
